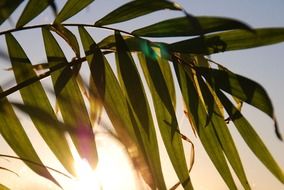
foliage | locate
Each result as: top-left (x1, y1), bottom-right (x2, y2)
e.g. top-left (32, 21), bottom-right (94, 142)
top-left (0, 0), bottom-right (284, 189)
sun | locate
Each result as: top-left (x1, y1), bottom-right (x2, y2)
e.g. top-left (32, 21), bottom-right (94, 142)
top-left (68, 134), bottom-right (140, 190)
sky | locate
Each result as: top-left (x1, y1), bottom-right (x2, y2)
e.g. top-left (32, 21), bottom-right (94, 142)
top-left (0, 0), bottom-right (284, 190)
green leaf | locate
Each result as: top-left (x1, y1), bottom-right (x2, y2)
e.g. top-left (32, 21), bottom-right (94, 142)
top-left (0, 86), bottom-right (59, 187)
top-left (16, 0), bottom-right (52, 28)
top-left (169, 28), bottom-right (284, 54)
top-left (48, 24), bottom-right (80, 57)
top-left (196, 74), bottom-right (251, 190)
top-left (42, 27), bottom-right (98, 169)
top-left (115, 31), bottom-right (167, 190)
top-left (89, 75), bottom-right (102, 125)
top-left (217, 90), bottom-right (284, 183)
top-left (173, 61), bottom-right (238, 190)
top-left (5, 33), bottom-right (76, 176)
top-left (138, 51), bottom-right (193, 190)
top-left (0, 0), bottom-right (23, 25)
top-left (133, 16), bottom-right (251, 37)
top-left (196, 67), bottom-right (281, 140)
top-left (54, 0), bottom-right (94, 23)
top-left (78, 27), bottom-right (154, 188)
top-left (95, 0), bottom-right (181, 26)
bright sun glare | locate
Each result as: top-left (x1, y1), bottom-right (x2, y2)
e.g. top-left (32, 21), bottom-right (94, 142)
top-left (68, 134), bottom-right (140, 190)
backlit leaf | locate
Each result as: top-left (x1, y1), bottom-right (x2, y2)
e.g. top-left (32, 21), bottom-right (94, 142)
top-left (217, 90), bottom-right (284, 183)
top-left (196, 74), bottom-right (251, 189)
top-left (5, 33), bottom-right (76, 176)
top-left (173, 60), bottom-right (238, 189)
top-left (79, 27), bottom-right (154, 188)
top-left (54, 0), bottom-right (94, 23)
top-left (169, 28), bottom-right (284, 54)
top-left (95, 1), bottom-right (181, 26)
top-left (42, 27), bottom-right (98, 169)
top-left (115, 31), bottom-right (167, 190)
top-left (0, 86), bottom-right (59, 186)
top-left (0, 184), bottom-right (10, 190)
top-left (138, 51), bottom-right (193, 190)
top-left (16, 0), bottom-right (53, 28)
top-left (48, 24), bottom-right (80, 57)
top-left (133, 16), bottom-right (251, 37)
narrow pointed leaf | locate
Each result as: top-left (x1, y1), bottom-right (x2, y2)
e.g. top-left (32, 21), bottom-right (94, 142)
top-left (170, 28), bottom-right (284, 54)
top-left (217, 90), bottom-right (284, 183)
top-left (49, 24), bottom-right (80, 57)
top-left (95, 1), bottom-right (181, 26)
top-left (196, 67), bottom-right (281, 139)
top-left (42, 27), bottom-right (98, 169)
top-left (5, 33), bottom-right (76, 176)
top-left (0, 0), bottom-right (23, 25)
top-left (0, 87), bottom-right (59, 186)
top-left (138, 51), bottom-right (193, 190)
top-left (78, 27), bottom-right (154, 188)
top-left (133, 16), bottom-right (251, 37)
top-left (115, 32), bottom-right (167, 190)
top-left (196, 74), bottom-right (251, 189)
top-left (16, 0), bottom-right (52, 28)
top-left (54, 0), bottom-right (94, 23)
top-left (89, 75), bottom-right (102, 125)
top-left (173, 61), bottom-right (238, 189)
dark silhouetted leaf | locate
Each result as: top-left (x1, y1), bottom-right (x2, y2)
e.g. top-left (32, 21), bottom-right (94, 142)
top-left (0, 0), bottom-right (23, 25)
top-left (133, 16), bottom-right (251, 37)
top-left (169, 28), bottom-right (284, 54)
top-left (138, 51), bottom-right (193, 190)
top-left (54, 0), bottom-right (94, 23)
top-left (5, 33), bottom-right (76, 177)
top-left (95, 1), bottom-right (181, 26)
top-left (196, 67), bottom-right (281, 140)
top-left (217, 90), bottom-right (284, 183)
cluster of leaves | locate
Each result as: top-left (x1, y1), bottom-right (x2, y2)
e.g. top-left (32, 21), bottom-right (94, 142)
top-left (1, 0), bottom-right (284, 189)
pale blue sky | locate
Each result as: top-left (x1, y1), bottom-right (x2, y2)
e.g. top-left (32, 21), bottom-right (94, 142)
top-left (0, 0), bottom-right (284, 189)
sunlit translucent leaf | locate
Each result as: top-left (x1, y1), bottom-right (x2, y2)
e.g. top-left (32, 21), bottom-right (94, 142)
top-left (78, 27), bottom-right (154, 188)
top-left (0, 0), bottom-right (23, 25)
top-left (169, 28), bottom-right (284, 54)
top-left (138, 51), bottom-right (193, 190)
top-left (173, 60), bottom-right (238, 189)
top-left (54, 0), bottom-right (94, 23)
top-left (42, 27), bottom-right (98, 169)
top-left (196, 67), bottom-right (281, 140)
top-left (133, 16), bottom-right (251, 37)
top-left (217, 90), bottom-right (284, 183)
top-left (48, 24), bottom-right (80, 57)
top-left (16, 0), bottom-right (53, 28)
top-left (0, 184), bottom-right (10, 190)
top-left (115, 31), bottom-right (167, 190)
top-left (196, 74), bottom-right (251, 189)
top-left (0, 86), bottom-right (59, 187)
top-left (5, 33), bottom-right (76, 176)
top-left (95, 1), bottom-right (181, 26)
top-left (153, 47), bottom-right (176, 108)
